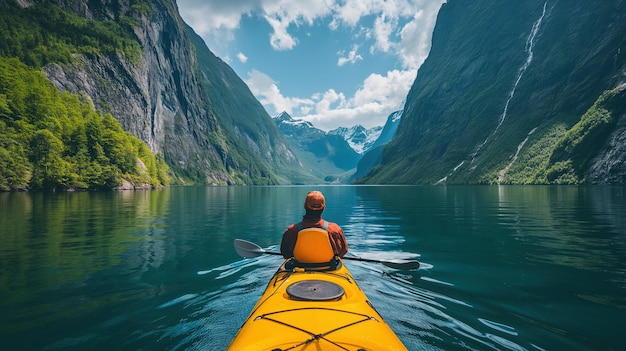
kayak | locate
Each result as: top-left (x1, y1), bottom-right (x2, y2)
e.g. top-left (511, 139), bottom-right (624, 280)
top-left (226, 257), bottom-right (408, 351)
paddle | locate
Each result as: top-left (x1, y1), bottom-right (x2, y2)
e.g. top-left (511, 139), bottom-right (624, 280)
top-left (234, 239), bottom-right (420, 270)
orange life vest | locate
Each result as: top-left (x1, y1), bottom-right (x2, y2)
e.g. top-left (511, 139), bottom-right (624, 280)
top-left (292, 221), bottom-right (334, 263)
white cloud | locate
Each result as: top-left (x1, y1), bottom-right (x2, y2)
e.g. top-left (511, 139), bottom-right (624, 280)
top-left (245, 70), bottom-right (314, 116)
top-left (264, 15), bottom-right (298, 51)
top-left (261, 0), bottom-right (334, 50)
top-left (330, 0), bottom-right (373, 28)
top-left (179, 0), bottom-right (442, 55)
top-left (178, 0), bottom-right (446, 129)
top-left (178, 0), bottom-right (334, 54)
top-left (261, 0), bottom-right (331, 25)
top-left (303, 69), bottom-right (414, 130)
top-left (315, 89), bottom-right (348, 113)
top-left (236, 52), bottom-right (248, 63)
top-left (177, 1), bottom-right (249, 32)
top-left (176, 0), bottom-right (252, 58)
top-left (245, 68), bottom-right (414, 130)
top-left (372, 14), bottom-right (394, 53)
top-left (337, 45), bottom-right (363, 66)
top-left (354, 69), bottom-right (416, 107)
top-left (397, 1), bottom-right (446, 69)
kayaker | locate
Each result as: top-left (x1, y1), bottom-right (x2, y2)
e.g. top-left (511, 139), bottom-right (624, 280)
top-left (280, 190), bottom-right (348, 261)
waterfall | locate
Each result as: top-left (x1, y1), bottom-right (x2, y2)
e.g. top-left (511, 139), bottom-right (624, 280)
top-left (436, 161), bottom-right (465, 184)
top-left (497, 127), bottom-right (537, 184)
top-left (435, 2), bottom-right (549, 184)
top-left (469, 1), bottom-right (548, 164)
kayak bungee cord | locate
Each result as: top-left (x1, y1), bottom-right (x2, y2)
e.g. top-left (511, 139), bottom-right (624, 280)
top-left (254, 307), bottom-right (379, 351)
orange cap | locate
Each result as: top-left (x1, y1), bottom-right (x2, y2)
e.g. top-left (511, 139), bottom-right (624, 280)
top-left (304, 191), bottom-right (325, 211)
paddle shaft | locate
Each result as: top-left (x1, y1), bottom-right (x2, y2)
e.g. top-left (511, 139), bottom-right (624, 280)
top-left (234, 239), bottom-right (420, 270)
top-left (256, 249), bottom-right (393, 262)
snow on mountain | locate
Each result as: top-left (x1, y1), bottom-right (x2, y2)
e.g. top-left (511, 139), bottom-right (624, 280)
top-left (327, 125), bottom-right (383, 154)
top-left (369, 110), bottom-right (403, 150)
top-left (272, 112), bottom-right (361, 177)
top-left (273, 110), bottom-right (406, 156)
top-left (272, 111), bottom-right (315, 131)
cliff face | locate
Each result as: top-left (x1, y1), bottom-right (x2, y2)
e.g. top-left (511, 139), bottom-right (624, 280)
top-left (361, 0), bottom-right (626, 184)
top-left (353, 110), bottom-right (402, 181)
top-left (185, 25), bottom-right (307, 184)
top-left (39, 0), bottom-right (303, 185)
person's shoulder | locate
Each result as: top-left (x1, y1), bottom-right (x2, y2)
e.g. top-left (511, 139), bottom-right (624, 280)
top-left (326, 221), bottom-right (343, 231)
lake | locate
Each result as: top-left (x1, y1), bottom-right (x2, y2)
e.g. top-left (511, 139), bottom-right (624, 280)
top-left (1, 185), bottom-right (625, 350)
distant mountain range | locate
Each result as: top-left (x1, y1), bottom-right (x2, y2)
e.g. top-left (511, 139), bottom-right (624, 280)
top-left (327, 125), bottom-right (382, 154)
top-left (272, 112), bottom-right (360, 183)
top-left (273, 111), bottom-right (402, 183)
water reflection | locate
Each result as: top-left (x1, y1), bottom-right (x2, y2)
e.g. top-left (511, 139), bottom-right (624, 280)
top-left (1, 186), bottom-right (625, 350)
top-left (341, 185), bottom-right (626, 350)
top-left (0, 190), bottom-right (171, 334)
top-left (495, 186), bottom-right (626, 273)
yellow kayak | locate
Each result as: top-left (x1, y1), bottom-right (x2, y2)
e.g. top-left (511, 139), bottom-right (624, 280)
top-left (226, 257), bottom-right (408, 351)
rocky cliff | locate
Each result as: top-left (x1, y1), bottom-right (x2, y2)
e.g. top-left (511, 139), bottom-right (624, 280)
top-left (33, 0), bottom-right (304, 185)
top-left (361, 0), bottom-right (626, 184)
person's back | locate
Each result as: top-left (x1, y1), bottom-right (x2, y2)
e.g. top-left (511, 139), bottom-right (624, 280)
top-left (280, 191), bottom-right (348, 261)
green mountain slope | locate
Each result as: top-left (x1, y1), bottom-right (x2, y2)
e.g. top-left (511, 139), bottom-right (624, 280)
top-left (0, 58), bottom-right (168, 190)
top-left (185, 26), bottom-right (312, 184)
top-left (0, 0), bottom-right (311, 188)
top-left (361, 0), bottom-right (626, 185)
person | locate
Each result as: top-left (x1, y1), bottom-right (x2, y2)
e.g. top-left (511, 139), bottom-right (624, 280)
top-left (280, 190), bottom-right (348, 262)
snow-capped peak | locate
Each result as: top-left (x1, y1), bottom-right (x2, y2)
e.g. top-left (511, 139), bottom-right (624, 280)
top-left (273, 111), bottom-right (314, 129)
top-left (327, 125), bottom-right (383, 154)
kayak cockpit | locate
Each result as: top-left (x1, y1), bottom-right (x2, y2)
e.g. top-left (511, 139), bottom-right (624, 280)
top-left (283, 256), bottom-right (342, 271)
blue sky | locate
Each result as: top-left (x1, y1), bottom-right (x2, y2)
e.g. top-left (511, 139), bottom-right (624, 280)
top-left (177, 0), bottom-right (446, 131)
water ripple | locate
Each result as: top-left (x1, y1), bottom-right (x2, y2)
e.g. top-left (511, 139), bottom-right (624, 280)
top-left (344, 260), bottom-right (534, 351)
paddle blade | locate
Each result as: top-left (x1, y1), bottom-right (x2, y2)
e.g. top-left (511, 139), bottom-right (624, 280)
top-left (234, 239), bottom-right (266, 258)
top-left (381, 260), bottom-right (420, 270)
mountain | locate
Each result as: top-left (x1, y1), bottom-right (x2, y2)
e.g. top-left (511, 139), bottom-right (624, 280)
top-left (184, 24), bottom-right (312, 185)
top-left (360, 0), bottom-right (626, 185)
top-left (367, 110), bottom-right (403, 150)
top-left (273, 112), bottom-right (360, 183)
top-left (0, 0), bottom-right (308, 188)
top-left (352, 110), bottom-right (403, 180)
top-left (327, 125), bottom-right (382, 154)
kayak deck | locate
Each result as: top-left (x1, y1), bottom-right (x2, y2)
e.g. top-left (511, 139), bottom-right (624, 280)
top-left (227, 259), bottom-right (408, 351)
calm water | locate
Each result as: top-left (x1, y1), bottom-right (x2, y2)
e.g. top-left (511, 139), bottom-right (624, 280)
top-left (1, 185), bottom-right (625, 350)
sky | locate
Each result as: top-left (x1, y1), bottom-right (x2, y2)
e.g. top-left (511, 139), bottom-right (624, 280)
top-left (176, 0), bottom-right (446, 131)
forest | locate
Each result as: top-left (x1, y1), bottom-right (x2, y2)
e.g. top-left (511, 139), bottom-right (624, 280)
top-left (0, 1), bottom-right (168, 191)
top-left (0, 57), bottom-right (168, 191)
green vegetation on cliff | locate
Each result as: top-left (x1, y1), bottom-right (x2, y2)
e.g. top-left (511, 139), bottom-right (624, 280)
top-left (0, 0), bottom-right (142, 67)
top-left (536, 88), bottom-right (625, 184)
top-left (492, 87), bottom-right (624, 185)
top-left (0, 0), bottom-right (171, 190)
top-left (359, 0), bottom-right (626, 185)
top-left (0, 58), bottom-right (168, 191)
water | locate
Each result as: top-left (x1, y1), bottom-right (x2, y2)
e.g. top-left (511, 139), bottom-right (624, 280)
top-left (1, 185), bottom-right (625, 350)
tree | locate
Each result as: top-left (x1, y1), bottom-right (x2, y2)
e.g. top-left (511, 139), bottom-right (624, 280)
top-left (29, 129), bottom-right (67, 189)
